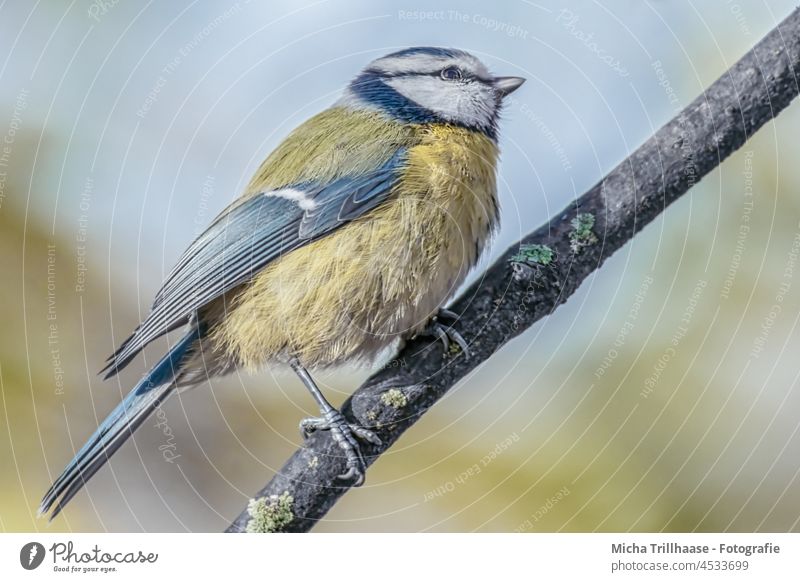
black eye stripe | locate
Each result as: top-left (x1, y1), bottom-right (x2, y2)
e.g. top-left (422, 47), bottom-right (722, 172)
top-left (368, 68), bottom-right (490, 84)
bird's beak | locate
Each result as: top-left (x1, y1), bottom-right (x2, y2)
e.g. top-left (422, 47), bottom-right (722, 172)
top-left (493, 76), bottom-right (526, 97)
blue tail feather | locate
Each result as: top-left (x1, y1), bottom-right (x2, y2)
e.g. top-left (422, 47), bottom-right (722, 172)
top-left (39, 326), bottom-right (203, 520)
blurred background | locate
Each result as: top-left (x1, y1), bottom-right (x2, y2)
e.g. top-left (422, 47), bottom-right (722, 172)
top-left (2, 0), bottom-right (800, 532)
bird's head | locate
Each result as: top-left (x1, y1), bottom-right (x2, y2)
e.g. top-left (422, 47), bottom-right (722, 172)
top-left (338, 47), bottom-right (525, 139)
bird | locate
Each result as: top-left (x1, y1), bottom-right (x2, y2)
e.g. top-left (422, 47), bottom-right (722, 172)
top-left (39, 46), bottom-right (525, 519)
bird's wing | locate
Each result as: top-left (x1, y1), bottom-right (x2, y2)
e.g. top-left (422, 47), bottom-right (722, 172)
top-left (103, 148), bottom-right (407, 377)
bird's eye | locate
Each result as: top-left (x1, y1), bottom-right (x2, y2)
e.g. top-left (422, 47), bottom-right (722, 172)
top-left (440, 66), bottom-right (463, 81)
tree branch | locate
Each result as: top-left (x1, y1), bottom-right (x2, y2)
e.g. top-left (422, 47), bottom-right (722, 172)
top-left (227, 8), bottom-right (800, 533)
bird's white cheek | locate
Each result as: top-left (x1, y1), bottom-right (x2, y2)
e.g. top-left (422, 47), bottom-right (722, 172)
top-left (385, 76), bottom-right (494, 130)
top-left (385, 76), bottom-right (455, 114)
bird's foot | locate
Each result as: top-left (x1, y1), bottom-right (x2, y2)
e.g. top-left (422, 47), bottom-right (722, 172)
top-left (300, 409), bottom-right (381, 486)
top-left (419, 308), bottom-right (471, 357)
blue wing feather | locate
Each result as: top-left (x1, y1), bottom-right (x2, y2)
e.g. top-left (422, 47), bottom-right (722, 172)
top-left (103, 148), bottom-right (407, 376)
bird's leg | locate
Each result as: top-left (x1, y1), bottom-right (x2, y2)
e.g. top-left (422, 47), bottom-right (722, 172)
top-left (290, 358), bottom-right (381, 486)
top-left (418, 308), bottom-right (471, 357)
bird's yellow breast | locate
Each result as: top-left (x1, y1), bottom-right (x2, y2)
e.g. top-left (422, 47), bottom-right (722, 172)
top-left (214, 123), bottom-right (499, 369)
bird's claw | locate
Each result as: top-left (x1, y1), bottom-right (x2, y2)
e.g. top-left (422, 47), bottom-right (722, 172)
top-left (300, 409), bottom-right (381, 486)
top-left (421, 309), bottom-right (471, 357)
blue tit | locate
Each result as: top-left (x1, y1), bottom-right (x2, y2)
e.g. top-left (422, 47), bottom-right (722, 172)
top-left (40, 47), bottom-right (525, 518)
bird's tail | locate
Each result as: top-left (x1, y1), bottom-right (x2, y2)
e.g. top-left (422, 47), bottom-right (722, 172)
top-left (39, 325), bottom-right (203, 520)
